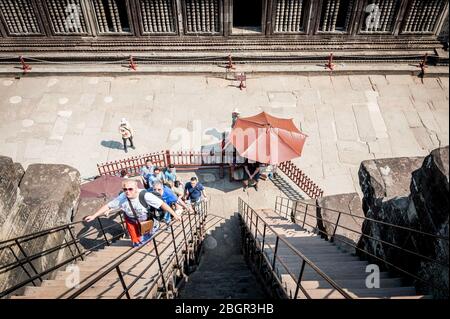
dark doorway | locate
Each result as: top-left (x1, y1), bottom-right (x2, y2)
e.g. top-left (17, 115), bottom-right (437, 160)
top-left (233, 0), bottom-right (263, 28)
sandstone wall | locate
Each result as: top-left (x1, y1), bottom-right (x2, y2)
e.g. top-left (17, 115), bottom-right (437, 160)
top-left (358, 147), bottom-right (449, 298)
top-left (316, 193), bottom-right (365, 254)
top-left (0, 156), bottom-right (81, 296)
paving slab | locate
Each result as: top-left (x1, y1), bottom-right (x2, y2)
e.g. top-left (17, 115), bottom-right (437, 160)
top-left (0, 73), bottom-right (448, 198)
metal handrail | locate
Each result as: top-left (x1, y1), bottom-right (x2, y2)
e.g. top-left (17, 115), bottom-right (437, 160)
top-left (274, 196), bottom-right (449, 290)
top-left (0, 211), bottom-right (126, 298)
top-left (301, 210), bottom-right (449, 267)
top-left (238, 198), bottom-right (352, 299)
top-left (276, 197), bottom-right (449, 267)
top-left (0, 221), bottom-right (123, 274)
top-left (0, 210), bottom-right (122, 247)
top-left (64, 202), bottom-right (208, 299)
top-left (275, 196), bottom-right (449, 241)
top-left (0, 232), bottom-right (126, 299)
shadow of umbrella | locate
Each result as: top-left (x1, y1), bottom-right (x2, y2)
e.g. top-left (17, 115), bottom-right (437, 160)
top-left (81, 175), bottom-right (145, 200)
top-left (81, 175), bottom-right (125, 199)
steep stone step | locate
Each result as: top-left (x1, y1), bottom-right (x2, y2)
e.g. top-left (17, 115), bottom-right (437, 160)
top-left (298, 278), bottom-right (405, 289)
top-left (253, 208), bottom-right (421, 299)
top-left (179, 214), bottom-right (267, 299)
top-left (302, 287), bottom-right (418, 299)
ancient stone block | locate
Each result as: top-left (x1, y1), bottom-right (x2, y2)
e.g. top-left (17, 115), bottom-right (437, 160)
top-left (0, 156), bottom-right (21, 227)
top-left (410, 146), bottom-right (449, 298)
top-left (0, 161), bottom-right (81, 297)
top-left (359, 156), bottom-right (424, 215)
top-left (358, 148), bottom-right (449, 298)
top-left (316, 193), bottom-right (364, 254)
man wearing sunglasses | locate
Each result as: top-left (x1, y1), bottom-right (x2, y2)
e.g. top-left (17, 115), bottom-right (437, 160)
top-left (85, 180), bottom-right (180, 247)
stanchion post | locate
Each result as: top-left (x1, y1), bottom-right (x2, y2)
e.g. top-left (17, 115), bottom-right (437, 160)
top-left (325, 53), bottom-right (335, 71)
top-left (129, 55), bottom-right (137, 71)
top-left (19, 56), bottom-right (32, 73)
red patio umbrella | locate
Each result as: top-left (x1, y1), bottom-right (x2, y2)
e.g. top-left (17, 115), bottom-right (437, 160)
top-left (80, 175), bottom-right (144, 199)
top-left (228, 112), bottom-right (307, 164)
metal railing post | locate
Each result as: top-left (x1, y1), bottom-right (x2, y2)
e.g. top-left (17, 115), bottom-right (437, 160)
top-left (62, 231), bottom-right (76, 259)
top-left (291, 201), bottom-right (298, 223)
top-left (254, 215), bottom-right (259, 241)
top-left (302, 204), bottom-right (308, 229)
top-left (272, 236), bottom-right (279, 270)
top-left (97, 218), bottom-right (110, 246)
top-left (181, 216), bottom-right (188, 253)
top-left (15, 240), bottom-right (42, 282)
top-left (249, 209), bottom-right (253, 233)
top-left (193, 211), bottom-right (198, 238)
top-left (170, 225), bottom-right (180, 269)
top-left (187, 212), bottom-right (194, 244)
top-left (261, 224), bottom-right (267, 253)
top-left (8, 246), bottom-right (37, 286)
top-left (331, 212), bottom-right (342, 243)
top-left (259, 223), bottom-right (267, 269)
top-left (67, 226), bottom-right (84, 261)
top-left (116, 266), bottom-right (131, 299)
top-left (294, 260), bottom-right (307, 299)
top-left (153, 238), bottom-right (167, 296)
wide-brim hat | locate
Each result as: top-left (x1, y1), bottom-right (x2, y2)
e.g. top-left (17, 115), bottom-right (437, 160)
top-left (232, 108), bottom-right (241, 114)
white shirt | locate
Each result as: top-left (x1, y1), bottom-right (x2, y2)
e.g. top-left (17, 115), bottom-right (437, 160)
top-left (107, 189), bottom-right (163, 222)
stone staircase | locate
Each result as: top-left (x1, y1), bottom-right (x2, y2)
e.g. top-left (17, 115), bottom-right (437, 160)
top-left (9, 213), bottom-right (208, 299)
top-left (179, 214), bottom-right (267, 299)
top-left (252, 209), bottom-right (431, 299)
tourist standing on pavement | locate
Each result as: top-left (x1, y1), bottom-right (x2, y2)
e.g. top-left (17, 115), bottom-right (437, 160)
top-left (119, 118), bottom-right (135, 153)
top-left (231, 108), bottom-right (241, 128)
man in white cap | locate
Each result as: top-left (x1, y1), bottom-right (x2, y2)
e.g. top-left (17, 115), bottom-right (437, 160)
top-left (119, 118), bottom-right (135, 153)
top-left (231, 108), bottom-right (240, 128)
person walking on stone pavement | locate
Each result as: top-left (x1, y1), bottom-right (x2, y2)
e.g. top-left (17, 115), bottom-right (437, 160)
top-left (231, 108), bottom-right (241, 128)
top-left (119, 118), bottom-right (135, 153)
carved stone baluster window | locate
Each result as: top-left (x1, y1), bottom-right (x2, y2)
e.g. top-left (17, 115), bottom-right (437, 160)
top-left (402, 0), bottom-right (446, 33)
top-left (185, 0), bottom-right (220, 34)
top-left (91, 0), bottom-right (131, 34)
top-left (195, 0), bottom-right (201, 32)
top-left (0, 0), bottom-right (42, 35)
top-left (140, 0), bottom-right (175, 34)
top-left (149, 0), bottom-right (158, 32)
top-left (274, 0), bottom-right (306, 33)
top-left (208, 0), bottom-right (214, 32)
top-left (362, 0), bottom-right (401, 33)
top-left (141, 0), bottom-right (150, 32)
top-left (154, 0), bottom-right (162, 32)
top-left (45, 0), bottom-right (88, 34)
top-left (201, 0), bottom-right (206, 32)
top-left (319, 0), bottom-right (355, 32)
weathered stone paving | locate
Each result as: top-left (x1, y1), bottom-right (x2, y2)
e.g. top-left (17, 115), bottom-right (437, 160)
top-left (0, 74), bottom-right (448, 196)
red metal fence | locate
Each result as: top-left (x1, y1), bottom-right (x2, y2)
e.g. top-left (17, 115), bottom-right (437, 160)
top-left (97, 151), bottom-right (324, 198)
top-left (97, 150), bottom-right (225, 177)
top-left (278, 161), bottom-right (324, 199)
top-left (97, 151), bottom-right (166, 177)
